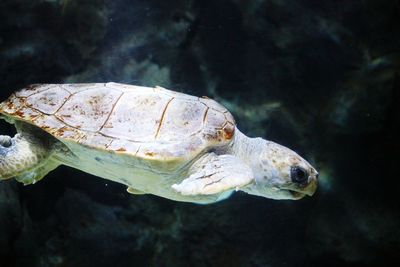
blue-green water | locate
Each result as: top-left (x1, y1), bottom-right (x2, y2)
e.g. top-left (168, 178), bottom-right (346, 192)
top-left (0, 1), bottom-right (399, 266)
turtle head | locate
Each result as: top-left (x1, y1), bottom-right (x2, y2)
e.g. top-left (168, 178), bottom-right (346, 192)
top-left (243, 140), bottom-right (318, 200)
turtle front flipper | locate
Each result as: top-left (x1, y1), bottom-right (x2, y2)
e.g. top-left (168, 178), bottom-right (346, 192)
top-left (172, 153), bottom-right (254, 196)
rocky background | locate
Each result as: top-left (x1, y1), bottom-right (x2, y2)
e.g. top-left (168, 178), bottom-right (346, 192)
top-left (1, 0), bottom-right (400, 266)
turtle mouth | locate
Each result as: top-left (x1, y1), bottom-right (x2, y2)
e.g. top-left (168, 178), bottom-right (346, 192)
top-left (281, 183), bottom-right (316, 200)
top-left (287, 190), bottom-right (306, 199)
top-left (279, 187), bottom-right (308, 200)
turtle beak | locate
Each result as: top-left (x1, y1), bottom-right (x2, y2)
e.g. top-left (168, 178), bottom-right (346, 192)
top-left (304, 172), bottom-right (318, 196)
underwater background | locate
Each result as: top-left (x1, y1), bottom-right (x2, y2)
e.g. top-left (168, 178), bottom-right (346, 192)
top-left (0, 0), bottom-right (399, 266)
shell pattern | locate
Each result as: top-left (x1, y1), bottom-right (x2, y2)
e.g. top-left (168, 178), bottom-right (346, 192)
top-left (0, 83), bottom-right (236, 162)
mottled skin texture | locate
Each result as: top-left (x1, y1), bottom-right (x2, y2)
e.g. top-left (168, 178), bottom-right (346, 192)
top-left (0, 83), bottom-right (317, 204)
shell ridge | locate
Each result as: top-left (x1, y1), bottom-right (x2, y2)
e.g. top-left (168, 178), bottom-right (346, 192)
top-left (16, 84), bottom-right (53, 98)
top-left (202, 107), bottom-right (209, 124)
top-left (154, 97), bottom-right (174, 139)
top-left (52, 87), bottom-right (73, 115)
top-left (24, 102), bottom-right (52, 116)
top-left (98, 91), bottom-right (125, 132)
top-left (62, 85), bottom-right (91, 94)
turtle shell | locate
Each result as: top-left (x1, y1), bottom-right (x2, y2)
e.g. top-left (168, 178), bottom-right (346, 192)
top-left (0, 83), bottom-right (235, 162)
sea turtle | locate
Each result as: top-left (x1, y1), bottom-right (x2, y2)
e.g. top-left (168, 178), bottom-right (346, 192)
top-left (0, 82), bottom-right (318, 204)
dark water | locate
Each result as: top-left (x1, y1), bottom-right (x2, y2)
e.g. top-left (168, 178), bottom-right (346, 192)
top-left (0, 1), bottom-right (399, 266)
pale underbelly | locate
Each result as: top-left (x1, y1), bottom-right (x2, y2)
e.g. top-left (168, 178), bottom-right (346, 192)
top-left (58, 141), bottom-right (229, 204)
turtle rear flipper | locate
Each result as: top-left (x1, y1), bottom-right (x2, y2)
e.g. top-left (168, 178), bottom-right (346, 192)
top-left (14, 159), bottom-right (59, 185)
top-left (126, 187), bottom-right (147, 195)
top-left (0, 133), bottom-right (55, 181)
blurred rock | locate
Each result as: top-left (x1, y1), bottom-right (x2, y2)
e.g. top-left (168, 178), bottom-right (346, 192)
top-left (0, 0), bottom-right (108, 87)
top-left (327, 53), bottom-right (399, 134)
top-left (0, 181), bottom-right (22, 266)
top-left (308, 193), bottom-right (400, 264)
top-left (13, 189), bottom-right (183, 266)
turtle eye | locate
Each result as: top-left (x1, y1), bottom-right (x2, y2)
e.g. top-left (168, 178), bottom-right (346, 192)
top-left (290, 166), bottom-right (308, 185)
